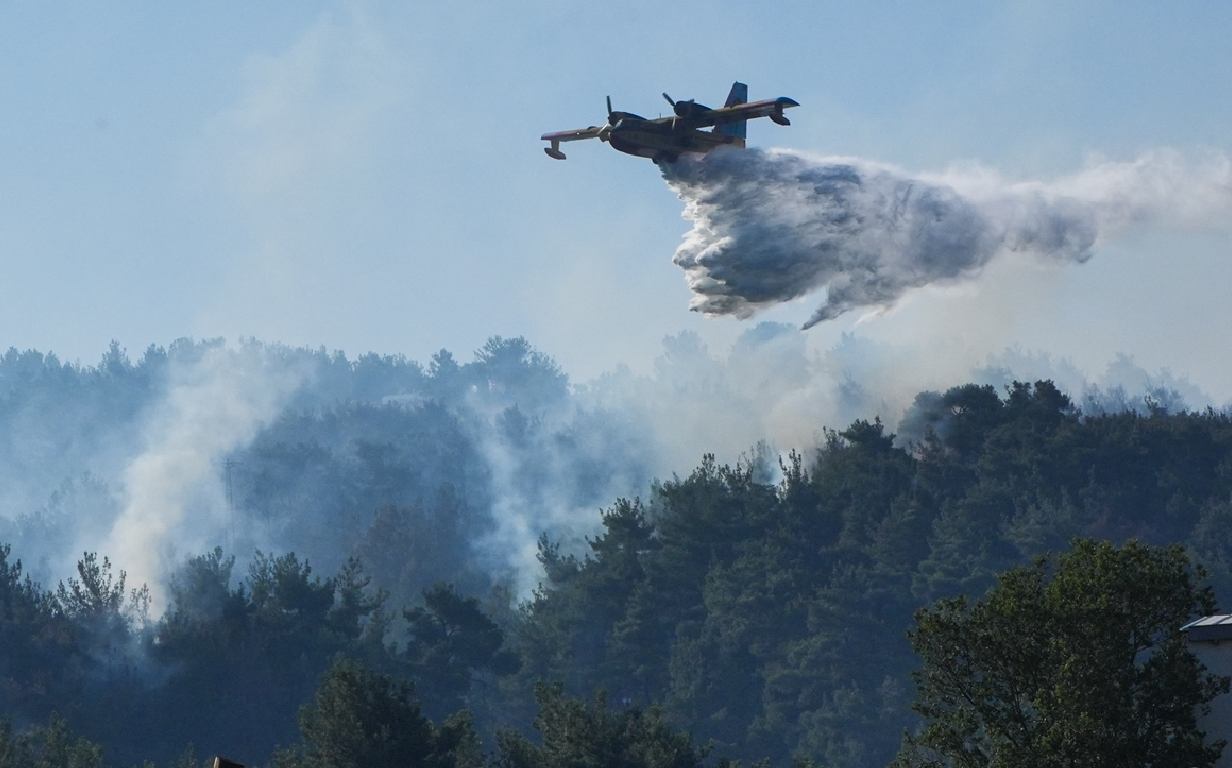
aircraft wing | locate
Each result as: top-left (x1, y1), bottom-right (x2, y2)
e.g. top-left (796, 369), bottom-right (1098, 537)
top-left (690, 97), bottom-right (800, 128)
top-left (541, 125), bottom-right (609, 160)
top-left (541, 126), bottom-right (604, 142)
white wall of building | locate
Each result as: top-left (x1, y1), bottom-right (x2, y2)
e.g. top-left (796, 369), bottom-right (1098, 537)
top-left (1190, 640), bottom-right (1232, 767)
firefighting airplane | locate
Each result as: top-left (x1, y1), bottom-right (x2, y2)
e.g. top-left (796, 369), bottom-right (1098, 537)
top-left (541, 82), bottom-right (799, 164)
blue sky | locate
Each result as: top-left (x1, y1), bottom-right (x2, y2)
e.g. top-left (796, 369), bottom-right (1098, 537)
top-left (3, 2), bottom-right (1230, 394)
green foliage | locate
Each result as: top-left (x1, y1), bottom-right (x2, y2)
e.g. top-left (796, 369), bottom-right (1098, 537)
top-left (898, 540), bottom-right (1228, 768)
top-left (5, 374), bottom-right (1232, 768)
top-left (149, 553), bottom-right (395, 763)
top-left (0, 544), bottom-right (74, 718)
top-left (54, 552), bottom-right (150, 636)
top-left (0, 715), bottom-right (104, 768)
top-left (403, 583), bottom-right (520, 721)
top-left (1190, 498), bottom-right (1232, 599)
top-left (281, 659), bottom-right (477, 768)
top-left (496, 683), bottom-right (709, 768)
top-left (512, 382), bottom-right (1232, 767)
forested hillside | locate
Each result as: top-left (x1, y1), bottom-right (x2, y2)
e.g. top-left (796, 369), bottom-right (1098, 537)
top-left (1, 339), bottom-right (1230, 766)
top-left (0, 336), bottom-right (649, 598)
top-left (512, 381), bottom-right (1232, 766)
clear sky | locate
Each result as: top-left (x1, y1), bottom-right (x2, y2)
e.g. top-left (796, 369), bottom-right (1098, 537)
top-left (3, 2), bottom-right (1230, 394)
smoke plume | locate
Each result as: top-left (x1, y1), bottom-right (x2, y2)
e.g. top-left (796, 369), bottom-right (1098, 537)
top-left (663, 148), bottom-right (1232, 327)
top-left (100, 344), bottom-right (305, 610)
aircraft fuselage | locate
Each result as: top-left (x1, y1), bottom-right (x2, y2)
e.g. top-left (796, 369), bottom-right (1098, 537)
top-left (604, 119), bottom-right (742, 163)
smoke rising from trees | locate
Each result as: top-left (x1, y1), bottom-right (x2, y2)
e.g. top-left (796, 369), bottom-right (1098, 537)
top-left (663, 148), bottom-right (1232, 326)
top-left (102, 344), bottom-right (306, 611)
top-left (1, 334), bottom-right (1219, 607)
top-left (1, 335), bottom-right (1230, 767)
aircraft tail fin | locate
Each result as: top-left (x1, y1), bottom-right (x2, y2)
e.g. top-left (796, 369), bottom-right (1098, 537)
top-left (714, 81), bottom-right (749, 142)
top-left (723, 82), bottom-right (748, 108)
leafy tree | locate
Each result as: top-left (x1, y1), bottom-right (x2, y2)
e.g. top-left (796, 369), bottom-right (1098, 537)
top-left (328, 557), bottom-right (384, 646)
top-left (469, 336), bottom-right (568, 411)
top-left (0, 715), bottom-right (104, 768)
top-left (149, 551), bottom-right (387, 767)
top-left (1189, 497), bottom-right (1232, 600)
top-left (496, 683), bottom-right (710, 768)
top-left (52, 552), bottom-right (150, 738)
top-left (404, 583), bottom-right (520, 721)
top-left (354, 497), bottom-right (489, 613)
top-left (247, 551), bottom-right (336, 652)
top-left (0, 544), bottom-right (72, 718)
top-left (160, 546), bottom-right (247, 650)
top-left (54, 552), bottom-right (149, 629)
top-left (898, 539), bottom-right (1228, 768)
top-left (277, 659), bottom-right (480, 768)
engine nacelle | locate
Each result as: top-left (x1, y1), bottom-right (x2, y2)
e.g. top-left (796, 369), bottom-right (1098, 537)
top-left (771, 109), bottom-right (791, 126)
top-left (674, 100), bottom-right (712, 118)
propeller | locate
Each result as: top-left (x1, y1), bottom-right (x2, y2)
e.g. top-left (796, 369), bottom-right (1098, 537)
top-left (665, 92), bottom-right (697, 130)
top-left (595, 96), bottom-right (619, 140)
top-left (662, 92), bottom-right (699, 126)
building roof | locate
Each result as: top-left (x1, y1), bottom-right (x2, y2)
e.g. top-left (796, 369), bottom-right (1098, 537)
top-left (1182, 615), bottom-right (1232, 643)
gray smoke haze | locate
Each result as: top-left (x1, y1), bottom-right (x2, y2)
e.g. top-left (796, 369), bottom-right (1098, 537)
top-left (461, 384), bottom-right (649, 598)
top-left (0, 332), bottom-right (1225, 608)
top-left (101, 344), bottom-right (306, 611)
top-left (663, 148), bottom-right (1232, 327)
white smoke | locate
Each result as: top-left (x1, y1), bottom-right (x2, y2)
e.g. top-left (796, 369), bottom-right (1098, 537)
top-left (663, 148), bottom-right (1232, 327)
top-left (100, 344), bottom-right (305, 611)
top-left (3, 332), bottom-right (1220, 610)
top-left (467, 394), bottom-right (650, 599)
top-left (579, 324), bottom-right (1228, 498)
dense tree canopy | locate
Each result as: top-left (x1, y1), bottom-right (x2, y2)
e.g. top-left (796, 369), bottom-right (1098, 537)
top-left (276, 659), bottom-right (482, 768)
top-left (496, 684), bottom-right (710, 768)
top-left (2, 335), bottom-right (1232, 767)
top-left (898, 540), bottom-right (1228, 768)
top-left (506, 383), bottom-right (1232, 767)
top-left (0, 715), bottom-right (104, 768)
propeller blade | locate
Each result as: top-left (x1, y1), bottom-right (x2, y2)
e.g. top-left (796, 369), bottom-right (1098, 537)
top-left (606, 95), bottom-right (613, 117)
top-left (662, 92), bottom-right (676, 108)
